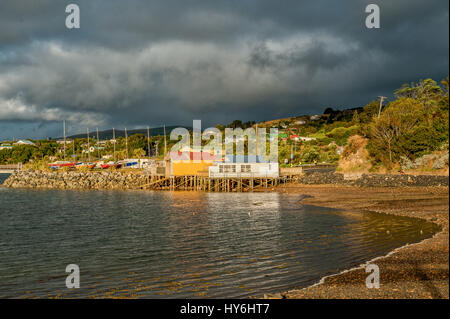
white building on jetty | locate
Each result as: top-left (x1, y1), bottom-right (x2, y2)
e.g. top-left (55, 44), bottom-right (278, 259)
top-left (209, 155), bottom-right (279, 178)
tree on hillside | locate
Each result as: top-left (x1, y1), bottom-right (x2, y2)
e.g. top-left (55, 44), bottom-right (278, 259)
top-left (359, 101), bottom-right (379, 124)
top-left (133, 148), bottom-right (146, 159)
top-left (215, 124), bottom-right (225, 131)
top-left (128, 134), bottom-right (147, 151)
top-left (352, 110), bottom-right (360, 124)
top-left (395, 78), bottom-right (442, 109)
top-left (441, 76), bottom-right (449, 97)
top-left (369, 98), bottom-right (422, 164)
top-left (227, 120), bottom-right (243, 129)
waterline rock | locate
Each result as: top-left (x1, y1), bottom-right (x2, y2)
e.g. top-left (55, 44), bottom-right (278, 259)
top-left (3, 171), bottom-right (149, 190)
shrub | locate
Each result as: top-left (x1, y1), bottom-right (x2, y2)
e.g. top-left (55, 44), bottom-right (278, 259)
top-left (301, 146), bottom-right (320, 163)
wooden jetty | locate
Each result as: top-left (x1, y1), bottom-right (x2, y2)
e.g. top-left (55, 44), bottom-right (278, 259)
top-left (139, 175), bottom-right (298, 192)
top-left (0, 163), bottom-right (22, 174)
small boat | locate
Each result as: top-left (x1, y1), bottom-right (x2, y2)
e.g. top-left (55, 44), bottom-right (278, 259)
top-left (48, 161), bottom-right (78, 169)
top-left (124, 161), bottom-right (138, 168)
top-left (118, 159), bottom-right (139, 168)
top-left (94, 162), bottom-right (104, 169)
top-left (75, 162), bottom-right (96, 169)
top-left (101, 162), bottom-right (122, 169)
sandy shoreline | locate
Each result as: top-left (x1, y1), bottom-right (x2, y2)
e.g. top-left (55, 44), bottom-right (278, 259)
top-left (263, 185), bottom-right (449, 299)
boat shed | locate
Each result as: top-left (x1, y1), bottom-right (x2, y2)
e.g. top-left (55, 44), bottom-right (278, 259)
top-left (170, 151), bottom-right (222, 176)
top-left (209, 155), bottom-right (279, 178)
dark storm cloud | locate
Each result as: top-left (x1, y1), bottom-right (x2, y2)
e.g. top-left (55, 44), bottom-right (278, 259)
top-left (0, 0), bottom-right (448, 139)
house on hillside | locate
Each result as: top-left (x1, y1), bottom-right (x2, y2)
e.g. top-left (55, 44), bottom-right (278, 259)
top-left (13, 140), bottom-right (36, 146)
top-left (56, 140), bottom-right (72, 145)
top-left (82, 146), bottom-right (105, 154)
top-left (0, 143), bottom-right (13, 151)
top-left (299, 136), bottom-right (316, 142)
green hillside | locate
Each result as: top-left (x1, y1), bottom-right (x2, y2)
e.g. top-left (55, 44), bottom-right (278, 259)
top-left (1, 77), bottom-right (448, 173)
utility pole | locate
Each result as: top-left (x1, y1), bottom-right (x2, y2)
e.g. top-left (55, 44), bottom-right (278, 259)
top-left (63, 120), bottom-right (66, 161)
top-left (255, 123), bottom-right (258, 158)
top-left (125, 128), bottom-right (129, 159)
top-left (378, 96), bottom-right (387, 118)
top-left (147, 126), bottom-right (151, 159)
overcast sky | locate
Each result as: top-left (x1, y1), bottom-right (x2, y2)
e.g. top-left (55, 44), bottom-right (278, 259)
top-left (0, 0), bottom-right (448, 140)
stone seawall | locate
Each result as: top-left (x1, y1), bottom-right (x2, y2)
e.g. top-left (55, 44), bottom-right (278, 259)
top-left (297, 172), bottom-right (449, 187)
top-left (2, 170), bottom-right (449, 190)
top-left (2, 171), bottom-right (149, 190)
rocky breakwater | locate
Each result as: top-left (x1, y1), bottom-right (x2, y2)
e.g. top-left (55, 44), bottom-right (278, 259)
top-left (296, 172), bottom-right (449, 187)
top-left (2, 170), bottom-right (149, 190)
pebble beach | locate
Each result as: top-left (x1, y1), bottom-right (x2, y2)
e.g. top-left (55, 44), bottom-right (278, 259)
top-left (265, 185), bottom-right (449, 299)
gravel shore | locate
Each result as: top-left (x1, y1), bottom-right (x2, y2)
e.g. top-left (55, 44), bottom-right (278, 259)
top-left (265, 185), bottom-right (449, 299)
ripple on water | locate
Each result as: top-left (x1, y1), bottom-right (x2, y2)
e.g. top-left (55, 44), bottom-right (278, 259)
top-left (0, 188), bottom-right (440, 298)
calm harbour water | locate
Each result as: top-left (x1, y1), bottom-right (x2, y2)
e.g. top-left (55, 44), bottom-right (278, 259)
top-left (0, 173), bottom-right (439, 298)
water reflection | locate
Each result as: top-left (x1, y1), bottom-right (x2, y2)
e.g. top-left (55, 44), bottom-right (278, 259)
top-left (0, 186), bottom-right (440, 298)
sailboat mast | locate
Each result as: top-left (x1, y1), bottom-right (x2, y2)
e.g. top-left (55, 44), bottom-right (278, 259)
top-left (147, 126), bottom-right (151, 159)
top-left (113, 128), bottom-right (116, 162)
top-left (63, 120), bottom-right (66, 161)
top-left (96, 128), bottom-right (100, 160)
top-left (163, 125), bottom-right (167, 157)
top-left (125, 128), bottom-right (128, 159)
top-left (87, 128), bottom-right (90, 163)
